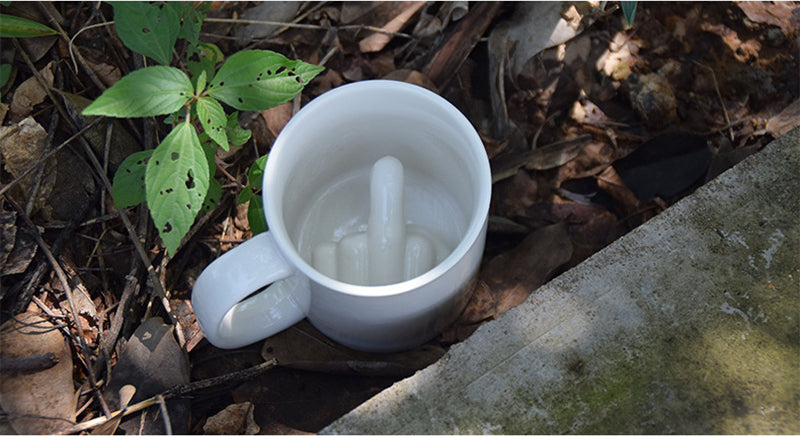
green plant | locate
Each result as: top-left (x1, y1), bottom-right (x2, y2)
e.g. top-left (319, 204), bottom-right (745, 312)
top-left (0, 13), bottom-right (59, 88)
top-left (621, 1), bottom-right (638, 28)
top-left (83, 2), bottom-right (323, 255)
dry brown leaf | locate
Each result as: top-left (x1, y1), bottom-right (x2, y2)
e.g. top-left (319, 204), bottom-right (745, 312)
top-left (444, 222), bottom-right (573, 342)
top-left (232, 2), bottom-right (300, 46)
top-left (0, 116), bottom-right (56, 215)
top-left (766, 99), bottom-right (800, 138)
top-left (203, 402), bottom-right (260, 435)
top-left (261, 102), bottom-right (293, 138)
top-left (736, 1), bottom-right (800, 38)
top-left (9, 61), bottom-right (54, 121)
top-left (381, 69), bottom-right (437, 92)
top-left (0, 312), bottom-right (76, 434)
top-left (483, 222), bottom-right (573, 315)
top-left (359, 1), bottom-right (424, 53)
top-left (260, 321), bottom-right (445, 377)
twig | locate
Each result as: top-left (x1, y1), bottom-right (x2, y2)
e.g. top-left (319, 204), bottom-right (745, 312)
top-left (24, 110), bottom-right (60, 217)
top-left (60, 359), bottom-right (279, 434)
top-left (693, 60), bottom-right (734, 141)
top-left (15, 36), bottom-right (184, 347)
top-left (36, 1), bottom-right (106, 91)
top-left (0, 118), bottom-right (104, 199)
top-left (3, 196), bottom-right (112, 417)
top-left (204, 17), bottom-right (414, 39)
top-left (157, 395), bottom-right (172, 436)
top-left (0, 353), bottom-right (59, 373)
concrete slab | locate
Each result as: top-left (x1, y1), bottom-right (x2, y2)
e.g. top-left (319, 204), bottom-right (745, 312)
top-left (323, 127), bottom-right (800, 434)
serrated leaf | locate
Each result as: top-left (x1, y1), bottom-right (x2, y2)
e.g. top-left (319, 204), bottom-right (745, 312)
top-left (202, 178), bottom-right (221, 212)
top-left (248, 154), bottom-right (268, 189)
top-left (195, 69), bottom-right (207, 94)
top-left (83, 66), bottom-right (192, 117)
top-left (621, 1), bottom-right (637, 28)
top-left (145, 123), bottom-right (209, 255)
top-left (112, 2), bottom-right (180, 65)
top-left (175, 2), bottom-right (208, 46)
top-left (0, 14), bottom-right (58, 37)
top-left (247, 194), bottom-right (268, 235)
top-left (195, 96), bottom-right (228, 150)
top-left (188, 42), bottom-right (224, 87)
top-left (113, 150), bottom-right (153, 209)
top-left (226, 112), bottom-right (251, 147)
top-left (208, 50), bottom-right (324, 111)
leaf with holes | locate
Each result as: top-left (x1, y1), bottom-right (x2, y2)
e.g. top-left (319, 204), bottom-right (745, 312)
top-left (207, 50), bottom-right (324, 111)
top-left (82, 66), bottom-right (192, 117)
top-left (195, 96), bottom-right (228, 150)
top-left (226, 112), bottom-right (251, 147)
top-left (202, 178), bottom-right (221, 213)
top-left (112, 2), bottom-right (180, 65)
top-left (113, 150), bottom-right (153, 209)
top-left (188, 42), bottom-right (224, 88)
top-left (145, 123), bottom-right (209, 255)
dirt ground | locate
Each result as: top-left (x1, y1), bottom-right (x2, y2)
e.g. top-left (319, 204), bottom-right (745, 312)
top-left (1, 1), bottom-right (798, 434)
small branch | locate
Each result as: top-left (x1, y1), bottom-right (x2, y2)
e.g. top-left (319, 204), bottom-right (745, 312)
top-left (0, 353), bottom-right (59, 373)
top-left (60, 359), bottom-right (279, 434)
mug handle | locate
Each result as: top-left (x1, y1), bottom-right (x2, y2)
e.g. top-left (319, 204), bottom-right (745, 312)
top-left (192, 231), bottom-right (310, 349)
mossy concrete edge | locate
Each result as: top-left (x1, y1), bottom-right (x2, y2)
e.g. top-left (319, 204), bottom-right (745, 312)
top-left (323, 127), bottom-right (800, 434)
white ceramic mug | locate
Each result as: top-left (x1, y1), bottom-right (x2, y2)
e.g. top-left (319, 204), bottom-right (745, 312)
top-left (192, 80), bottom-right (491, 352)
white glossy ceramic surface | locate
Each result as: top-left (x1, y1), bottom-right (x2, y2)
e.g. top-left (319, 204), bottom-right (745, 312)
top-left (192, 80), bottom-right (491, 352)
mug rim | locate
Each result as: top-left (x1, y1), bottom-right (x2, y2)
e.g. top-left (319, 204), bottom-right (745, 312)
top-left (263, 79), bottom-right (491, 297)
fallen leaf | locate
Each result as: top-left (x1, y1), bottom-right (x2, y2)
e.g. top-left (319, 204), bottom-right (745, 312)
top-left (104, 317), bottom-right (190, 435)
top-left (491, 135), bottom-right (590, 183)
top-left (736, 1), bottom-right (799, 39)
top-left (260, 321), bottom-right (445, 377)
top-left (232, 2), bottom-right (300, 46)
top-left (203, 402), bottom-right (260, 435)
top-left (358, 2), bottom-right (424, 53)
top-left (413, 1), bottom-right (468, 38)
top-left (0, 312), bottom-right (76, 434)
top-left (0, 211), bottom-right (37, 276)
top-left (57, 91), bottom-right (142, 171)
top-left (9, 61), bottom-right (54, 121)
top-left (381, 69), bottom-right (437, 92)
top-left (261, 102), bottom-right (293, 138)
top-left (0, 116), bottom-right (56, 215)
top-left (613, 132), bottom-right (711, 202)
top-left (766, 99), bottom-right (800, 138)
top-left (444, 222), bottom-right (573, 342)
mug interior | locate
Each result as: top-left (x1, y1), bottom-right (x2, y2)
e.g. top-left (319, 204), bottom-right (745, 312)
top-left (264, 81), bottom-right (490, 295)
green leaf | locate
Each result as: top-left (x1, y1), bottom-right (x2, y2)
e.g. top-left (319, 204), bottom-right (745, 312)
top-left (188, 42), bottom-right (224, 87)
top-left (195, 69), bottom-right (207, 94)
top-left (112, 2), bottom-right (180, 65)
top-left (226, 112), bottom-right (251, 147)
top-left (83, 66), bottom-right (192, 117)
top-left (145, 123), bottom-right (209, 255)
top-left (112, 150), bottom-right (153, 209)
top-left (202, 178), bottom-right (221, 212)
top-left (248, 154), bottom-right (268, 190)
top-left (0, 14), bottom-right (58, 37)
top-left (238, 186), bottom-right (253, 205)
top-left (247, 194), bottom-right (268, 235)
top-left (621, 1), bottom-right (637, 28)
top-left (174, 2), bottom-right (208, 46)
top-left (0, 64), bottom-right (11, 89)
top-left (195, 96), bottom-right (228, 150)
top-left (208, 50), bottom-right (324, 111)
